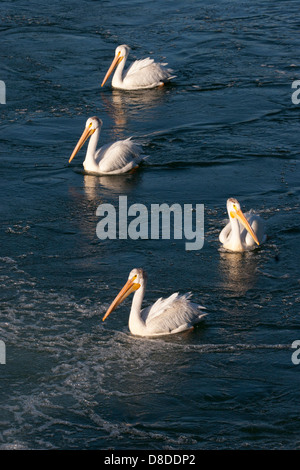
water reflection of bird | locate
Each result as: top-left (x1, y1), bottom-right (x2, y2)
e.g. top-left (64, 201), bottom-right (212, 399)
top-left (219, 251), bottom-right (258, 296)
top-left (219, 198), bottom-right (266, 252)
top-left (103, 268), bottom-right (206, 337)
top-left (101, 44), bottom-right (175, 90)
top-left (68, 116), bottom-right (147, 175)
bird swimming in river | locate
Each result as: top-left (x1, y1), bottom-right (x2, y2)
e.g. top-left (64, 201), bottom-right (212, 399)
top-left (219, 198), bottom-right (267, 252)
top-left (68, 116), bottom-right (147, 175)
top-left (102, 268), bottom-right (207, 337)
top-left (101, 44), bottom-right (175, 90)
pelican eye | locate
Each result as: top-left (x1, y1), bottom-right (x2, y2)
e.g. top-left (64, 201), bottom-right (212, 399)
top-left (132, 275), bottom-right (137, 281)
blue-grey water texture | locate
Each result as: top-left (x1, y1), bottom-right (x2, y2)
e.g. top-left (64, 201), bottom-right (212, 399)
top-left (0, 0), bottom-right (300, 451)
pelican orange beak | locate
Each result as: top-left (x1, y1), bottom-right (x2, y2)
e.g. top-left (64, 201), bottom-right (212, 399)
top-left (101, 51), bottom-right (124, 87)
top-left (102, 275), bottom-right (140, 322)
top-left (68, 125), bottom-right (95, 163)
top-left (230, 208), bottom-right (260, 246)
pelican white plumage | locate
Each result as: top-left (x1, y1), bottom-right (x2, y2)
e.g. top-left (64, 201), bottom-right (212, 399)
top-left (101, 44), bottom-right (175, 90)
top-left (68, 116), bottom-right (146, 174)
top-left (219, 198), bottom-right (266, 252)
top-left (102, 268), bottom-right (206, 337)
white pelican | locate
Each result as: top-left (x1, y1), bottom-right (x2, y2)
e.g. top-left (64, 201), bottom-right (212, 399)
top-left (68, 116), bottom-right (146, 174)
top-left (102, 268), bottom-right (206, 337)
top-left (101, 44), bottom-right (175, 90)
top-left (219, 198), bottom-right (266, 252)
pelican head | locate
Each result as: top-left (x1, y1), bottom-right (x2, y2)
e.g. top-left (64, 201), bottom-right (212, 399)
top-left (227, 198), bottom-right (260, 245)
top-left (101, 44), bottom-right (131, 87)
top-left (69, 116), bottom-right (103, 163)
top-left (102, 268), bottom-right (146, 322)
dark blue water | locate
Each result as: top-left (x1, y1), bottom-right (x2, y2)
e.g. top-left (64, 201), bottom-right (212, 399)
top-left (0, 0), bottom-right (300, 450)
